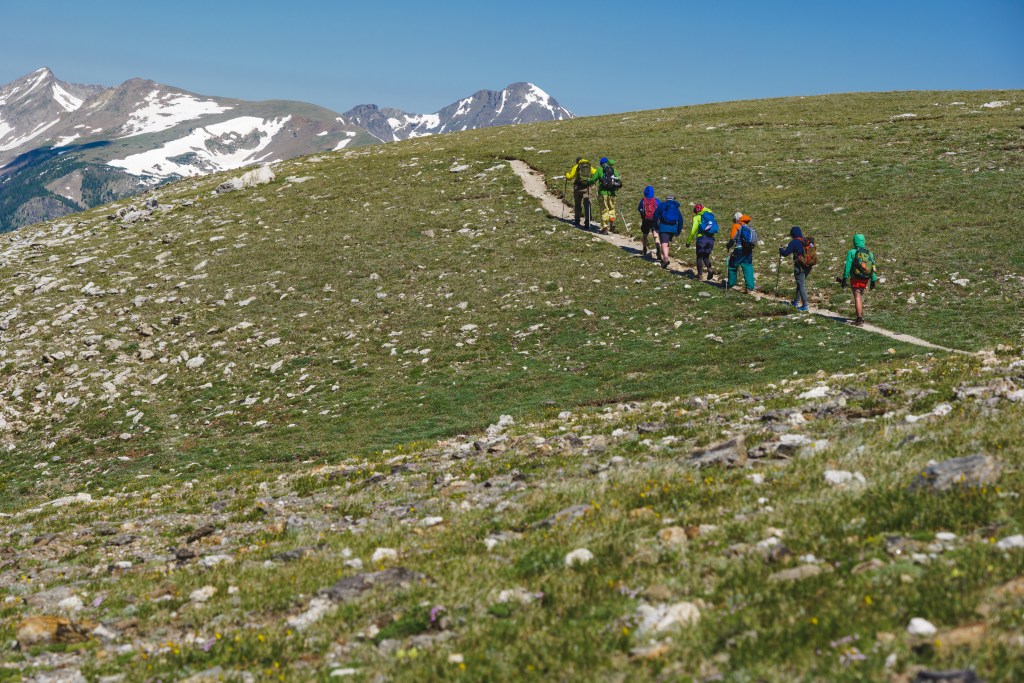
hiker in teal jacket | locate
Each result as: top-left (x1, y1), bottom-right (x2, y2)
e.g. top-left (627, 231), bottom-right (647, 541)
top-left (841, 233), bottom-right (878, 326)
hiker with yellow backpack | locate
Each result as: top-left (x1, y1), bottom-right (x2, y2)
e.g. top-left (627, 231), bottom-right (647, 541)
top-left (564, 157), bottom-right (599, 229)
top-left (839, 233), bottom-right (878, 326)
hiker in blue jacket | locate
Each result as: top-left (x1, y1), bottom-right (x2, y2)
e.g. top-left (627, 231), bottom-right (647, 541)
top-left (779, 226), bottom-right (812, 311)
top-left (653, 195), bottom-right (684, 269)
top-left (636, 185), bottom-right (661, 258)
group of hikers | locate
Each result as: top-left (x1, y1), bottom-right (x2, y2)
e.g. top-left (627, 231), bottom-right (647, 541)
top-left (564, 157), bottom-right (879, 326)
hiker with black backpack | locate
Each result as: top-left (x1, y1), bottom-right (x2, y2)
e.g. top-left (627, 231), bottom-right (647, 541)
top-left (595, 157), bottom-right (622, 234)
top-left (637, 185), bottom-right (661, 258)
top-left (653, 195), bottom-right (684, 268)
top-left (726, 212), bottom-right (757, 292)
top-left (839, 233), bottom-right (878, 326)
top-left (685, 204), bottom-right (720, 281)
top-left (565, 157), bottom-right (598, 228)
top-left (778, 226), bottom-right (816, 312)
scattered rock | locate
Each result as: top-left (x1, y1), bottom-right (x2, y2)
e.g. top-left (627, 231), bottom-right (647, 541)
top-left (907, 617), bottom-right (938, 637)
top-left (16, 615), bottom-right (92, 648)
top-left (286, 597), bottom-right (335, 630)
top-left (319, 567), bottom-right (428, 602)
top-left (768, 564), bottom-right (822, 582)
top-left (912, 670), bottom-right (984, 683)
top-left (689, 436), bottom-right (747, 468)
top-left (823, 469), bottom-right (867, 487)
top-left (656, 527), bottom-right (688, 552)
top-left (564, 548), bottom-right (594, 567)
top-left (531, 504), bottom-right (593, 529)
top-left (995, 535), bottom-right (1024, 550)
top-left (371, 547), bottom-right (399, 563)
top-left (189, 585), bottom-right (217, 603)
top-left (494, 587), bottom-right (542, 605)
top-left (634, 601), bottom-right (700, 636)
top-left (909, 455), bottom-right (1001, 492)
top-left (186, 524), bottom-right (216, 544)
top-left (798, 385), bottom-right (830, 400)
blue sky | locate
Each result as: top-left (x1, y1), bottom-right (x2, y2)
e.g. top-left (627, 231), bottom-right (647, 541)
top-left (3, 0), bottom-right (1022, 116)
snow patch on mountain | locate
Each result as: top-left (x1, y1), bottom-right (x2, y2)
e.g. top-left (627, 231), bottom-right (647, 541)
top-left (109, 115), bottom-right (291, 180)
top-left (51, 83), bottom-right (84, 112)
top-left (53, 133), bottom-right (82, 148)
top-left (0, 118), bottom-right (61, 152)
top-left (117, 90), bottom-right (233, 138)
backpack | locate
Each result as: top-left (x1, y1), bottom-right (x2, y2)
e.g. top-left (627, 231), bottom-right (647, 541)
top-left (852, 247), bottom-right (875, 278)
top-left (740, 225), bottom-right (759, 249)
top-left (600, 163), bottom-right (622, 191)
top-left (796, 236), bottom-right (818, 267)
top-left (658, 201), bottom-right (682, 229)
top-left (574, 160), bottom-right (592, 188)
top-left (699, 211), bottom-right (719, 236)
top-left (641, 197), bottom-right (658, 221)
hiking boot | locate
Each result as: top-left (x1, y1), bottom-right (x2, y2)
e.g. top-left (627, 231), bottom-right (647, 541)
top-left (641, 248), bottom-right (649, 258)
top-left (790, 300), bottom-right (799, 307)
top-left (796, 305), bottom-right (810, 312)
top-left (660, 258), bottom-right (669, 269)
top-left (600, 227), bottom-right (610, 235)
top-left (854, 316), bottom-right (865, 326)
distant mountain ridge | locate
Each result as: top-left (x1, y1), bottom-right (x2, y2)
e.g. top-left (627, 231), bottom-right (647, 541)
top-left (339, 82), bottom-right (573, 142)
top-left (0, 68), bottom-right (573, 231)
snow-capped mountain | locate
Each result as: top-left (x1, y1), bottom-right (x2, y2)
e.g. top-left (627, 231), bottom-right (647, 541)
top-left (0, 68), bottom-right (104, 156)
top-left (0, 70), bottom-right (573, 231)
top-left (340, 82), bottom-right (573, 142)
top-left (0, 69), bottom-right (375, 231)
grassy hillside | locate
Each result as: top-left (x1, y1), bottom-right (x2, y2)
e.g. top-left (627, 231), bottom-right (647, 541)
top-left (0, 91), bottom-right (1022, 682)
top-left (495, 90), bottom-right (1024, 351)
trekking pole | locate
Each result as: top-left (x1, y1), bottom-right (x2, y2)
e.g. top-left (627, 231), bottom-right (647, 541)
top-left (616, 208), bottom-right (630, 234)
top-left (775, 253), bottom-right (782, 294)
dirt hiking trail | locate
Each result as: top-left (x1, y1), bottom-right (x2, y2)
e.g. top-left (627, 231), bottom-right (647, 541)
top-left (508, 159), bottom-right (963, 355)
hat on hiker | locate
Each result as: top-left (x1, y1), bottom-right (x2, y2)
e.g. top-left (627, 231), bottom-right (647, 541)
top-left (575, 157), bottom-right (582, 164)
top-left (733, 212), bottom-right (743, 222)
top-left (694, 203), bottom-right (704, 213)
top-left (600, 157), bottom-right (608, 165)
top-left (666, 195), bottom-right (675, 201)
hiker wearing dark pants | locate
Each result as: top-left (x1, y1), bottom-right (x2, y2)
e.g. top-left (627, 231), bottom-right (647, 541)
top-left (727, 212), bottom-right (756, 292)
top-left (637, 186), bottom-right (661, 258)
top-left (686, 204), bottom-right (719, 281)
top-left (779, 226), bottom-right (812, 311)
top-left (595, 157), bottom-right (620, 234)
top-left (653, 195), bottom-right (684, 268)
top-left (841, 233), bottom-right (878, 326)
top-left (565, 157), bottom-right (598, 228)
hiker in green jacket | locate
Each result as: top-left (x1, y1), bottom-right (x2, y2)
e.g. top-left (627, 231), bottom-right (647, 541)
top-left (840, 233), bottom-right (878, 326)
top-left (594, 157), bottom-right (621, 234)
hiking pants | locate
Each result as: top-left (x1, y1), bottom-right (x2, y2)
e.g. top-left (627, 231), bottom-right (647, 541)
top-left (695, 236), bottom-right (715, 278)
top-left (573, 186), bottom-right (590, 225)
top-left (600, 194), bottom-right (616, 228)
top-left (728, 251), bottom-right (755, 290)
top-left (793, 264), bottom-right (811, 306)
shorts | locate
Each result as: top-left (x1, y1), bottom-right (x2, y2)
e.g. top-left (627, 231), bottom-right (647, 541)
top-left (851, 277), bottom-right (869, 290)
top-left (640, 219), bottom-right (656, 235)
top-left (658, 231), bottom-right (675, 243)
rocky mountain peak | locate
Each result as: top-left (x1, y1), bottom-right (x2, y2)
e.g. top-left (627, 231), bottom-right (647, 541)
top-left (339, 81), bottom-right (572, 143)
